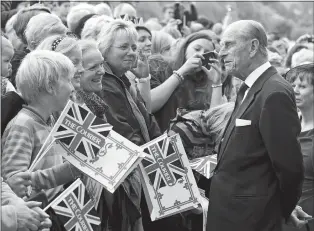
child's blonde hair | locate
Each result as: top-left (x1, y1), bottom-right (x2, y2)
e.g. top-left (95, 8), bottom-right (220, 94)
top-left (16, 50), bottom-right (75, 104)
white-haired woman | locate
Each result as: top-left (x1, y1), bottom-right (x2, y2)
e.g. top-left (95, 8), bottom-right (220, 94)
top-left (66, 3), bottom-right (95, 34)
top-left (76, 40), bottom-right (106, 115)
top-left (37, 35), bottom-right (84, 90)
top-left (1, 50), bottom-right (81, 202)
top-left (75, 40), bottom-right (115, 230)
top-left (81, 15), bottom-right (113, 40)
top-left (25, 13), bottom-right (67, 51)
top-left (97, 19), bottom-right (161, 231)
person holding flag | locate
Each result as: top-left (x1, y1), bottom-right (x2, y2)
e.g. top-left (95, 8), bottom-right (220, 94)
top-left (1, 50), bottom-right (82, 202)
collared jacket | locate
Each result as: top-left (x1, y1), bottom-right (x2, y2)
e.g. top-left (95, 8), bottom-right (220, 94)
top-left (97, 63), bottom-right (161, 146)
top-left (95, 63), bottom-right (161, 231)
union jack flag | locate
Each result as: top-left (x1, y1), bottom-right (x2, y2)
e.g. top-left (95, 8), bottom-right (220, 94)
top-left (140, 134), bottom-right (201, 221)
top-left (141, 134), bottom-right (187, 191)
top-left (189, 154), bottom-right (217, 179)
top-left (44, 179), bottom-right (101, 231)
top-left (53, 101), bottom-right (112, 159)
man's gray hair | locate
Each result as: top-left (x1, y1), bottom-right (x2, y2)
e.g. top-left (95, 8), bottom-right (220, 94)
top-left (234, 20), bottom-right (268, 57)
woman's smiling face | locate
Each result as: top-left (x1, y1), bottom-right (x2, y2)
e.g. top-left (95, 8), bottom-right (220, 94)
top-left (81, 47), bottom-right (105, 92)
top-left (105, 30), bottom-right (138, 76)
top-left (64, 45), bottom-right (84, 90)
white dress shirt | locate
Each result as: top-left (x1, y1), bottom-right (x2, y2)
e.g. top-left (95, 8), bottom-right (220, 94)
top-left (242, 61), bottom-right (271, 102)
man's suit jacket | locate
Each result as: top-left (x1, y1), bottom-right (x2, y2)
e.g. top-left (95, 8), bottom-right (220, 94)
top-left (207, 66), bottom-right (304, 231)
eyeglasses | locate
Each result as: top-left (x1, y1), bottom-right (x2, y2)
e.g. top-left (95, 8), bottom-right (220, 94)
top-left (112, 44), bottom-right (138, 52)
top-left (283, 63), bottom-right (314, 81)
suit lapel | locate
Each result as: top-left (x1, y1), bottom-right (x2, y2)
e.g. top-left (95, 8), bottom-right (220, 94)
top-left (217, 66), bottom-right (278, 164)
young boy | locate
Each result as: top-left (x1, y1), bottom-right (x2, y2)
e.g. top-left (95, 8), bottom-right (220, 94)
top-left (1, 36), bottom-right (16, 95)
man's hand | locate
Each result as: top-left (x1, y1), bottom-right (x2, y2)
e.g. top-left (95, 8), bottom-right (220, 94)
top-left (16, 201), bottom-right (42, 231)
top-left (287, 205), bottom-right (312, 229)
top-left (6, 172), bottom-right (32, 198)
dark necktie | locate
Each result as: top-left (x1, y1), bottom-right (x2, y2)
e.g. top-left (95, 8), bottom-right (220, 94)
top-left (233, 82), bottom-right (249, 114)
top-left (220, 82), bottom-right (249, 144)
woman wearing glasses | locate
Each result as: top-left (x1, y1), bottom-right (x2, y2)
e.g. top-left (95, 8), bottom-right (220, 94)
top-left (284, 63), bottom-right (314, 231)
top-left (96, 19), bottom-right (161, 231)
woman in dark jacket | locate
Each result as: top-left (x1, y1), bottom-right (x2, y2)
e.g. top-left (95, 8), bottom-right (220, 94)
top-left (284, 63), bottom-right (314, 231)
top-left (95, 19), bottom-right (161, 231)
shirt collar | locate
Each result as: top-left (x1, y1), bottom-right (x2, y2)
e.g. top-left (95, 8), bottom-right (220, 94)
top-left (245, 61), bottom-right (271, 88)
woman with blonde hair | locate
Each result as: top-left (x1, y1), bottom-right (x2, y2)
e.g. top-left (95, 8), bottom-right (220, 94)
top-left (97, 18), bottom-right (161, 231)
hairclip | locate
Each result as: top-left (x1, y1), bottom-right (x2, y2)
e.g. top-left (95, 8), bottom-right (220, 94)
top-left (51, 37), bottom-right (65, 51)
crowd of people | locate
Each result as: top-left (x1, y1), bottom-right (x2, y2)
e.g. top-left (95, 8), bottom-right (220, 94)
top-left (1, 1), bottom-right (313, 231)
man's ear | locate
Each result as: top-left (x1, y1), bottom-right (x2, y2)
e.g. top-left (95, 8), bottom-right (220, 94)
top-left (250, 38), bottom-right (259, 57)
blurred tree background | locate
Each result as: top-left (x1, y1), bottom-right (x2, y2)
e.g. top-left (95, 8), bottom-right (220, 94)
top-left (131, 1), bottom-right (313, 40)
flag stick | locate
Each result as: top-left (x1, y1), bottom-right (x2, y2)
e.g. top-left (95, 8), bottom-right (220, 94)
top-left (29, 139), bottom-right (55, 171)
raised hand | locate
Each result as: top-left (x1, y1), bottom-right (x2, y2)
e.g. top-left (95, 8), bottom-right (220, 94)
top-left (177, 53), bottom-right (203, 78)
top-left (201, 52), bottom-right (223, 85)
top-left (131, 50), bottom-right (150, 79)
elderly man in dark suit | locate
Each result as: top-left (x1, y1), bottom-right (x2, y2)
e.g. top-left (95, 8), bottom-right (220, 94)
top-left (206, 20), bottom-right (306, 231)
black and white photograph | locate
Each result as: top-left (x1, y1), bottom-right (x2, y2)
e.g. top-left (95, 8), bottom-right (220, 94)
top-left (0, 1), bottom-right (313, 231)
